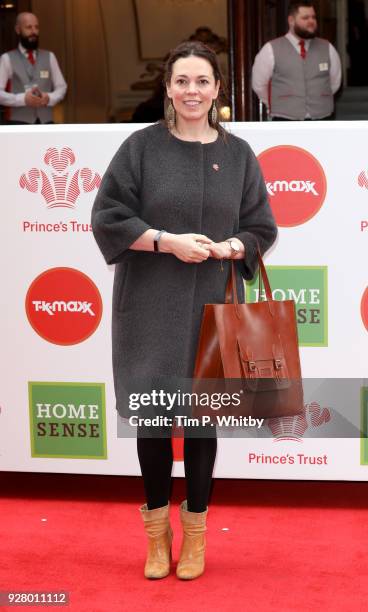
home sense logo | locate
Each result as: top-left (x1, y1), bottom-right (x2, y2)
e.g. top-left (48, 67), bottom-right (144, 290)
top-left (29, 382), bottom-right (107, 459)
top-left (257, 145), bottom-right (327, 227)
top-left (19, 147), bottom-right (101, 209)
top-left (361, 287), bottom-right (368, 332)
top-left (25, 267), bottom-right (102, 345)
top-left (246, 266), bottom-right (328, 346)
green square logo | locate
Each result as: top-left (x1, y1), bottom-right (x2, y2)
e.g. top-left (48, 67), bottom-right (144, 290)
top-left (246, 266), bottom-right (328, 347)
top-left (360, 387), bottom-right (368, 465)
top-left (29, 382), bottom-right (107, 459)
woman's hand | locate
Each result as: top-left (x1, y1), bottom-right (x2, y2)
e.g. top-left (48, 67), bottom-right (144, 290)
top-left (208, 239), bottom-right (245, 260)
top-left (160, 233), bottom-right (212, 263)
top-left (207, 241), bottom-right (232, 260)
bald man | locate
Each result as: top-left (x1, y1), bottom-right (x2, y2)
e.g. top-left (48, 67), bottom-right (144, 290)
top-left (0, 12), bottom-right (67, 124)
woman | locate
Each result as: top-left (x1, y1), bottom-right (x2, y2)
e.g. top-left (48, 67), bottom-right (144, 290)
top-left (91, 41), bottom-right (277, 581)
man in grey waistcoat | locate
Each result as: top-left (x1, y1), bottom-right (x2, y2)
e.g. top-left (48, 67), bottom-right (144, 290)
top-left (0, 12), bottom-right (67, 124)
top-left (252, 1), bottom-right (342, 121)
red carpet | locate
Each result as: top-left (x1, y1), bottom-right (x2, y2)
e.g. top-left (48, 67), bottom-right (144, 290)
top-left (1, 473), bottom-right (368, 611)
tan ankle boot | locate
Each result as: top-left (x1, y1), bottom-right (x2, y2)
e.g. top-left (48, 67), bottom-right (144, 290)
top-left (176, 500), bottom-right (208, 580)
top-left (140, 503), bottom-right (173, 579)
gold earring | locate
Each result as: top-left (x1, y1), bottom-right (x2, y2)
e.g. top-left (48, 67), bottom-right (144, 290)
top-left (166, 100), bottom-right (176, 131)
top-left (211, 101), bottom-right (218, 125)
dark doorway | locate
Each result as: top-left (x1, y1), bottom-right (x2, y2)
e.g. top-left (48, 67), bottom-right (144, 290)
top-left (347, 0), bottom-right (368, 85)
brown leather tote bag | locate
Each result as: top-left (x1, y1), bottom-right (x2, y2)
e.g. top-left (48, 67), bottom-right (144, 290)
top-left (193, 252), bottom-right (304, 419)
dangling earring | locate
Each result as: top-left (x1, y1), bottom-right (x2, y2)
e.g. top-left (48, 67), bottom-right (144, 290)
top-left (166, 99), bottom-right (176, 131)
top-left (211, 101), bottom-right (218, 125)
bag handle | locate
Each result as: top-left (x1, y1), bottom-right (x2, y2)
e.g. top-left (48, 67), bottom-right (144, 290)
top-left (256, 249), bottom-right (273, 302)
top-left (224, 263), bottom-right (241, 318)
top-left (224, 249), bottom-right (274, 314)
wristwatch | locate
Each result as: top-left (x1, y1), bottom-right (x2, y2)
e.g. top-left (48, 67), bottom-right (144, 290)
top-left (226, 239), bottom-right (241, 258)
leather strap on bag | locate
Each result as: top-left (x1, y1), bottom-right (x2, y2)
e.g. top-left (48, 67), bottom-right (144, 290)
top-left (225, 250), bottom-right (275, 315)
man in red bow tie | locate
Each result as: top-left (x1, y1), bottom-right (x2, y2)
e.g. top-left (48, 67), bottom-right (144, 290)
top-left (252, 1), bottom-right (341, 121)
top-left (0, 12), bottom-right (67, 124)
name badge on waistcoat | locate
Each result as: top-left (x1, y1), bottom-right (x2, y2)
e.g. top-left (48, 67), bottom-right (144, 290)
top-left (40, 70), bottom-right (49, 79)
top-left (319, 63), bottom-right (328, 72)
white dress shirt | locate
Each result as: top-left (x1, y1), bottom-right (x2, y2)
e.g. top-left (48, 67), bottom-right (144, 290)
top-left (0, 44), bottom-right (67, 108)
top-left (252, 32), bottom-right (342, 111)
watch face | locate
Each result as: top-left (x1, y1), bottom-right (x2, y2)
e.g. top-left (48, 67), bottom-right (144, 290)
top-left (229, 240), bottom-right (240, 252)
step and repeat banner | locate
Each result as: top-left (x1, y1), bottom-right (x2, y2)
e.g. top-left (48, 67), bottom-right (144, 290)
top-left (0, 122), bottom-right (367, 480)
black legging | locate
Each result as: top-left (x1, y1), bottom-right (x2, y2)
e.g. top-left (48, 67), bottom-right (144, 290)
top-left (137, 428), bottom-right (217, 513)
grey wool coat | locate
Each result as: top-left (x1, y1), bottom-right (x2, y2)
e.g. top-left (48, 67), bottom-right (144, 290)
top-left (91, 122), bottom-right (277, 418)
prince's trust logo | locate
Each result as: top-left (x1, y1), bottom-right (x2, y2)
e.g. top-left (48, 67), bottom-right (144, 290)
top-left (247, 403), bottom-right (331, 468)
top-left (246, 266), bottom-right (328, 346)
top-left (267, 402), bottom-right (331, 442)
top-left (19, 147), bottom-right (101, 209)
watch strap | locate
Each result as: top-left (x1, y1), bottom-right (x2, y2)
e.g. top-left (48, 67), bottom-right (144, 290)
top-left (154, 230), bottom-right (166, 252)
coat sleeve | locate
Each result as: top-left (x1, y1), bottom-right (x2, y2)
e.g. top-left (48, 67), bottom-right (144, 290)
top-left (233, 142), bottom-right (278, 280)
top-left (91, 132), bottom-right (151, 265)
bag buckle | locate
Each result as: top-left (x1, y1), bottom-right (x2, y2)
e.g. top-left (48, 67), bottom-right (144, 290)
top-left (248, 361), bottom-right (256, 373)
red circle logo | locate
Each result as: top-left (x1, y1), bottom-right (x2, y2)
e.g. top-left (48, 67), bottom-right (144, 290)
top-left (25, 267), bottom-right (103, 345)
top-left (258, 145), bottom-right (327, 227)
top-left (361, 287), bottom-right (368, 333)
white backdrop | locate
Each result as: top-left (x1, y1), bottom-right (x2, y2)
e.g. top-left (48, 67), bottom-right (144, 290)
top-left (0, 122), bottom-right (367, 480)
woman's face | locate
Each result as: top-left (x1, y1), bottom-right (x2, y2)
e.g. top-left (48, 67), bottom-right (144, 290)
top-left (166, 55), bottom-right (220, 124)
